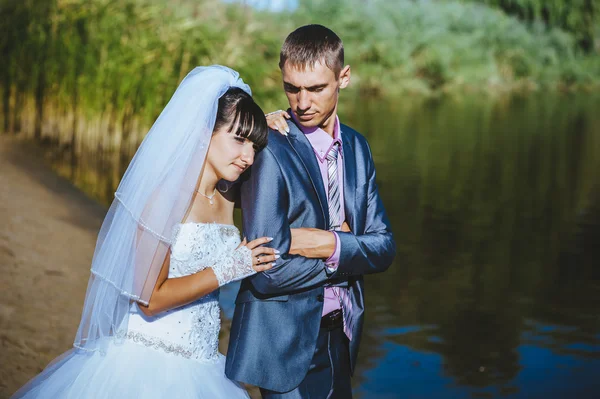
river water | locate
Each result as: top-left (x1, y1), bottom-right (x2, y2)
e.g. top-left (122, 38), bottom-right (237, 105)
top-left (48, 92), bottom-right (600, 398)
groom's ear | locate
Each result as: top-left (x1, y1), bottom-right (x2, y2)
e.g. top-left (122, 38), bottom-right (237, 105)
top-left (338, 65), bottom-right (351, 89)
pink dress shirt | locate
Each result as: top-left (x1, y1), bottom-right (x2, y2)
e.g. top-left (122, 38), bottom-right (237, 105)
top-left (291, 113), bottom-right (347, 318)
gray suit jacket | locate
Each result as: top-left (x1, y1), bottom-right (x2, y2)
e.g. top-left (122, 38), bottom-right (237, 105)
top-left (225, 118), bottom-right (396, 392)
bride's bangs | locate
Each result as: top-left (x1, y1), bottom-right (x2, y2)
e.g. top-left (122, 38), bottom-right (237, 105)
top-left (228, 97), bottom-right (268, 151)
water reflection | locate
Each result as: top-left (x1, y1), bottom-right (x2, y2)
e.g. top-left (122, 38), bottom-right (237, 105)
top-left (45, 93), bottom-right (600, 398)
top-left (347, 93), bottom-right (600, 398)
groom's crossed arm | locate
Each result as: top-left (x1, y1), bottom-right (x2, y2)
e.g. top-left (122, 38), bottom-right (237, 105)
top-left (287, 142), bottom-right (396, 279)
top-left (241, 142), bottom-right (396, 296)
top-left (334, 142), bottom-right (396, 277)
top-left (241, 147), bottom-right (333, 295)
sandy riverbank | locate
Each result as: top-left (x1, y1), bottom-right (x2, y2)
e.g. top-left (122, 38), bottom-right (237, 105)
top-left (0, 136), bottom-right (255, 398)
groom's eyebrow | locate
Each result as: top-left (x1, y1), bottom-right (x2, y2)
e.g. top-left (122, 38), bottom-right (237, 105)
top-left (283, 81), bottom-right (328, 92)
top-left (283, 81), bottom-right (300, 92)
top-left (306, 84), bottom-right (328, 91)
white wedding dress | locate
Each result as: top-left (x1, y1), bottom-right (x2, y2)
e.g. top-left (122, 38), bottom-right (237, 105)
top-left (13, 222), bottom-right (250, 399)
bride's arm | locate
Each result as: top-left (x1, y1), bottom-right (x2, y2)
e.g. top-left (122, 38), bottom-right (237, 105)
top-left (138, 237), bottom-right (276, 317)
top-left (137, 252), bottom-right (217, 317)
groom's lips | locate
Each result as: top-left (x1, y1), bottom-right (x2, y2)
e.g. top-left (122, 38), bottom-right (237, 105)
top-left (297, 113), bottom-right (316, 121)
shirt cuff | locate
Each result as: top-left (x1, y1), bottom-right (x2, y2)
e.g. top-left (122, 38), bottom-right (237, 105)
top-left (325, 232), bottom-right (341, 272)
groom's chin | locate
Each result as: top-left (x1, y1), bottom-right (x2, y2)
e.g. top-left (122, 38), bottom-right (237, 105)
top-left (297, 119), bottom-right (320, 129)
top-left (299, 114), bottom-right (327, 129)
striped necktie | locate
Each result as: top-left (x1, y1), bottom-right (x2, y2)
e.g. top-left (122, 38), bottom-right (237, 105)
top-left (326, 142), bottom-right (353, 340)
top-left (327, 143), bottom-right (342, 230)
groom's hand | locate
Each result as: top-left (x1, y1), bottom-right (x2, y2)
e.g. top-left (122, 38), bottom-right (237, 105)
top-left (341, 221), bottom-right (351, 233)
top-left (289, 228), bottom-right (336, 259)
top-left (266, 110), bottom-right (291, 135)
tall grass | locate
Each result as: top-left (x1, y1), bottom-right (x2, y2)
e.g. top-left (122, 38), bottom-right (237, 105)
top-left (0, 0), bottom-right (598, 156)
top-left (0, 0), bottom-right (287, 152)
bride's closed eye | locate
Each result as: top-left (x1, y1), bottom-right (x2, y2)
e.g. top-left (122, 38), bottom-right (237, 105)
top-left (234, 135), bottom-right (259, 152)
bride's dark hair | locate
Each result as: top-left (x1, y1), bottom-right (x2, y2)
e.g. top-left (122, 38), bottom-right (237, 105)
top-left (214, 87), bottom-right (268, 151)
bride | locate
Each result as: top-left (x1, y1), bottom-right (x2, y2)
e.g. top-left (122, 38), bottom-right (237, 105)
top-left (12, 66), bottom-right (278, 398)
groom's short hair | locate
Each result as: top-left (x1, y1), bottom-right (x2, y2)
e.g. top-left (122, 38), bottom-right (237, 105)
top-left (279, 24), bottom-right (344, 78)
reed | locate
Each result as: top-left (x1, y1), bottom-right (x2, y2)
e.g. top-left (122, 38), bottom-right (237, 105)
top-left (0, 0), bottom-right (598, 160)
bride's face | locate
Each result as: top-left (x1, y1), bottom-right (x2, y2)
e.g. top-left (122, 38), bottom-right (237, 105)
top-left (206, 123), bottom-right (256, 182)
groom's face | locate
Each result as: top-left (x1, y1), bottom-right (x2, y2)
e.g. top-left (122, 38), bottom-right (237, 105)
top-left (282, 61), bottom-right (349, 130)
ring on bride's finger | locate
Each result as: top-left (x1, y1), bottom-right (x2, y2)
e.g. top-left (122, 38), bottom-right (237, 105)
top-left (256, 256), bottom-right (261, 263)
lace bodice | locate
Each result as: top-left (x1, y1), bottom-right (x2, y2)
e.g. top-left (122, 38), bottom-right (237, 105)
top-left (126, 222), bottom-right (241, 362)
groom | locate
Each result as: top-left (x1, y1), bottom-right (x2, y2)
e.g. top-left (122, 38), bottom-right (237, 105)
top-left (226, 24), bottom-right (396, 398)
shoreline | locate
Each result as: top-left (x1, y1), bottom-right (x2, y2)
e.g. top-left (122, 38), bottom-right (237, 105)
top-left (0, 135), bottom-right (106, 398)
top-left (0, 136), bottom-right (255, 398)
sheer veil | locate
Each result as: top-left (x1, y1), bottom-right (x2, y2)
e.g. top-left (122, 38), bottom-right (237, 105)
top-left (73, 66), bottom-right (252, 353)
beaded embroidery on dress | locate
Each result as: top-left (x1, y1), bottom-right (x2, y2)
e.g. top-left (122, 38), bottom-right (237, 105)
top-left (12, 223), bottom-right (250, 399)
top-left (126, 222), bottom-right (242, 362)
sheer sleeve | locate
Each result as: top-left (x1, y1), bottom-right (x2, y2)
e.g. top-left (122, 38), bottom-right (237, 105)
top-left (210, 246), bottom-right (255, 287)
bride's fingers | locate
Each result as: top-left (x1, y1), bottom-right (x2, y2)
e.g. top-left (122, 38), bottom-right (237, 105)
top-left (254, 247), bottom-right (279, 256)
top-left (246, 236), bottom-right (273, 250)
top-left (266, 114), bottom-right (283, 126)
top-left (266, 113), bottom-right (290, 134)
top-left (253, 263), bottom-right (273, 272)
top-left (266, 118), bottom-right (279, 130)
top-left (253, 253), bottom-right (279, 265)
top-left (270, 120), bottom-right (289, 136)
top-left (277, 118), bottom-right (290, 134)
top-left (251, 247), bottom-right (279, 263)
top-left (274, 123), bottom-right (289, 136)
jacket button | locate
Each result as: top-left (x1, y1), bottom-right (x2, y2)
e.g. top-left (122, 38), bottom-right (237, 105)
top-left (316, 294), bottom-right (324, 302)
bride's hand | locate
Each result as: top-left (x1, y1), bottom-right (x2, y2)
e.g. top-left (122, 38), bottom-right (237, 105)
top-left (238, 237), bottom-right (279, 272)
top-left (266, 110), bottom-right (291, 135)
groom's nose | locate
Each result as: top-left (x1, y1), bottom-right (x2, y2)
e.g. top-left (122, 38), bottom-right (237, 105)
top-left (297, 90), bottom-right (311, 112)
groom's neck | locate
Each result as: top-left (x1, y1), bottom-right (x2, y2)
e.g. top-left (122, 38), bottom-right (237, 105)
top-left (293, 108), bottom-right (338, 137)
top-left (319, 107), bottom-right (338, 137)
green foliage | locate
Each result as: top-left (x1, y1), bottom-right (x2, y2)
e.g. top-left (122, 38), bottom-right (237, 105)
top-left (0, 0), bottom-right (289, 132)
top-left (291, 0), bottom-right (599, 95)
top-left (464, 0), bottom-right (599, 52)
top-left (0, 0), bottom-right (598, 146)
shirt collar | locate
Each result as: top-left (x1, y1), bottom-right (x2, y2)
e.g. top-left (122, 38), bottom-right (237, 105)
top-left (291, 112), bottom-right (343, 163)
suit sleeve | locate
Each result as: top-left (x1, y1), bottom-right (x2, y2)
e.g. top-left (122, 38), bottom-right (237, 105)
top-left (241, 146), bottom-right (332, 295)
top-left (333, 142), bottom-right (396, 278)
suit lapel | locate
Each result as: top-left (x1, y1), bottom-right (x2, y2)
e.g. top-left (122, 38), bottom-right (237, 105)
top-left (286, 122), bottom-right (329, 228)
top-left (341, 127), bottom-right (357, 230)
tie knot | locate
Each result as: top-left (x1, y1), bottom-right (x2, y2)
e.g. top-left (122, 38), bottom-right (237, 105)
top-left (327, 142), bottom-right (339, 162)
